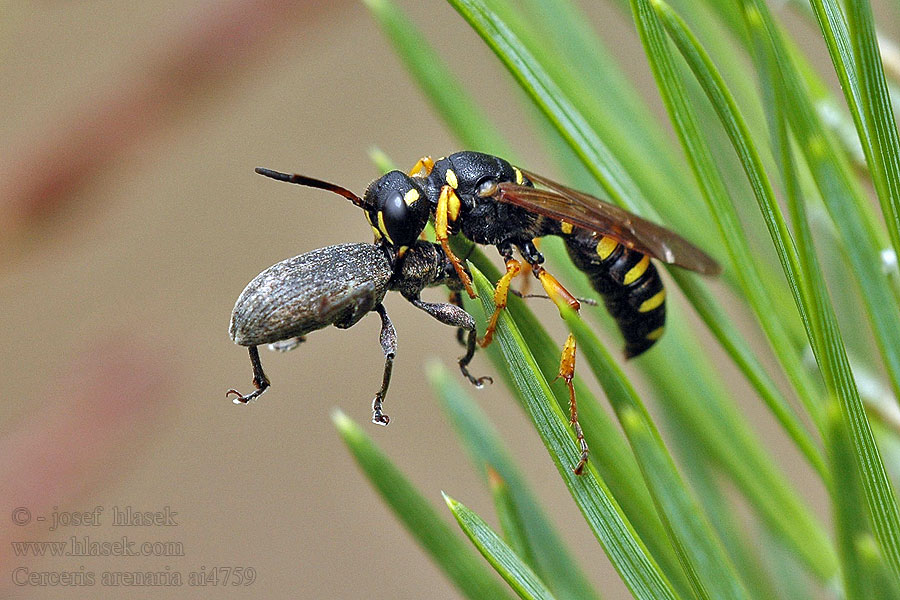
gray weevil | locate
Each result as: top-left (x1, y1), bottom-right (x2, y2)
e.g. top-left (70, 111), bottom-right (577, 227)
top-left (227, 241), bottom-right (490, 425)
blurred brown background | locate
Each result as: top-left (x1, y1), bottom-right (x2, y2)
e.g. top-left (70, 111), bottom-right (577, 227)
top-left (3, 1), bottom-right (893, 598)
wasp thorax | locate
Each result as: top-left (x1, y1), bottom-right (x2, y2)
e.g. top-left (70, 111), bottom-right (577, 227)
top-left (364, 170), bottom-right (430, 247)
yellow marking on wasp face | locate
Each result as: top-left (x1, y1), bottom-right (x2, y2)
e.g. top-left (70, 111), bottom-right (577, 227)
top-left (404, 188), bottom-right (419, 206)
top-left (560, 221), bottom-right (574, 235)
top-left (514, 167), bottom-right (524, 185)
top-left (371, 226), bottom-right (382, 240)
top-left (646, 326), bottom-right (665, 341)
top-left (377, 211), bottom-right (394, 245)
top-left (447, 187), bottom-right (461, 221)
top-left (365, 211), bottom-right (374, 226)
top-left (398, 246), bottom-right (408, 257)
top-left (638, 289), bottom-right (666, 313)
top-left (445, 168), bottom-right (459, 189)
top-left (623, 255), bottom-right (650, 285)
top-left (596, 236), bottom-right (618, 259)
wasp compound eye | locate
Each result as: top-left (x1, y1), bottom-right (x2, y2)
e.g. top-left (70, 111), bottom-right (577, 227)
top-left (382, 190), bottom-right (419, 246)
top-left (365, 171), bottom-right (429, 247)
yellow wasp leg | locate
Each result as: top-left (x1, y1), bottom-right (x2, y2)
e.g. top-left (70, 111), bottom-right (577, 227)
top-left (408, 156), bottom-right (435, 177)
top-left (553, 333), bottom-right (588, 475)
top-left (435, 185), bottom-right (475, 298)
top-left (479, 258), bottom-right (522, 348)
top-left (533, 266), bottom-right (581, 313)
top-left (532, 266), bottom-right (588, 474)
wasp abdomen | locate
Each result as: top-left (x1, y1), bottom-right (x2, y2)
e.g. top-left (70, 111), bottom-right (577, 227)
top-left (563, 229), bottom-right (666, 358)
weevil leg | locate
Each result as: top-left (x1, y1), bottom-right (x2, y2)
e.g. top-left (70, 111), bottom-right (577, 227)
top-left (479, 245), bottom-right (522, 348)
top-left (448, 290), bottom-right (467, 347)
top-left (409, 296), bottom-right (492, 388)
top-left (435, 185), bottom-right (475, 298)
top-left (227, 345), bottom-right (271, 404)
top-left (408, 155), bottom-right (435, 177)
top-left (552, 334), bottom-right (589, 475)
top-left (371, 304), bottom-right (397, 426)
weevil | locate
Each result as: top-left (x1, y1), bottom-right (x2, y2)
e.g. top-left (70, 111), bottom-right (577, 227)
top-left (227, 241), bottom-right (490, 425)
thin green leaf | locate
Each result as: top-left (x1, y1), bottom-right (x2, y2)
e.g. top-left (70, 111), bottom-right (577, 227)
top-left (427, 362), bottom-right (602, 600)
top-left (464, 247), bottom-right (695, 598)
top-left (564, 312), bottom-right (752, 600)
top-left (741, 0), bottom-right (900, 581)
top-left (855, 534), bottom-right (900, 600)
top-left (663, 409), bottom-right (788, 600)
top-left (444, 494), bottom-right (558, 600)
top-left (846, 0), bottom-right (900, 269)
top-left (332, 410), bottom-right (515, 600)
top-left (634, 0), bottom-right (827, 459)
top-left (470, 266), bottom-right (681, 600)
top-left (535, 235), bottom-right (835, 584)
top-left (807, 0), bottom-right (900, 402)
top-left (827, 400), bottom-right (882, 600)
top-left (445, 0), bottom-right (827, 479)
top-left (486, 468), bottom-right (539, 573)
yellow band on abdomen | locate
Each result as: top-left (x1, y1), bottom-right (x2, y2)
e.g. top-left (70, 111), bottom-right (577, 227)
top-left (596, 236), bottom-right (618, 260)
top-left (638, 289), bottom-right (665, 312)
top-left (623, 255), bottom-right (650, 285)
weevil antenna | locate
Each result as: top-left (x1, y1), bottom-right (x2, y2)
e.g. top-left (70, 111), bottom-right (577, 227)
top-left (255, 167), bottom-right (367, 209)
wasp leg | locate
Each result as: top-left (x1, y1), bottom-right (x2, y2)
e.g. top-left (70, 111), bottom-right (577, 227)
top-left (529, 263), bottom-right (588, 475)
top-left (227, 345), bottom-right (271, 404)
top-left (509, 289), bottom-right (599, 307)
top-left (449, 290), bottom-right (467, 347)
top-left (408, 155), bottom-right (435, 177)
top-left (371, 304), bottom-right (397, 426)
top-left (553, 334), bottom-right (588, 475)
top-left (409, 296), bottom-right (492, 388)
top-left (479, 250), bottom-right (522, 348)
top-left (532, 265), bottom-right (581, 313)
top-left (435, 185), bottom-right (475, 298)
top-left (516, 239), bottom-right (542, 296)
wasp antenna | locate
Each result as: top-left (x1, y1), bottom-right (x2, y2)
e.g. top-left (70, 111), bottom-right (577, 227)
top-left (255, 167), bottom-right (366, 208)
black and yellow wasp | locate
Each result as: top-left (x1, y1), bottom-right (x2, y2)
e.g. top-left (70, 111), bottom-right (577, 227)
top-left (254, 151), bottom-right (720, 474)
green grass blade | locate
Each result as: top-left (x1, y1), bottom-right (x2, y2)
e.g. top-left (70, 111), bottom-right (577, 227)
top-left (744, 0), bottom-right (900, 404)
top-left (469, 266), bottom-right (682, 600)
top-left (332, 410), bottom-right (515, 600)
top-left (741, 0), bottom-right (900, 581)
top-left (827, 400), bottom-right (884, 600)
top-left (633, 0), bottom-right (827, 451)
top-left (444, 494), bottom-right (559, 600)
top-left (663, 412), bottom-right (788, 600)
top-left (363, 0), bottom-right (512, 156)
top-left (463, 248), bottom-right (695, 598)
top-left (538, 235), bottom-right (836, 582)
top-left (447, 0), bottom-right (828, 484)
top-left (564, 311), bottom-right (752, 600)
top-left (487, 468), bottom-right (539, 573)
top-left (845, 0), bottom-right (900, 266)
top-left (427, 362), bottom-right (602, 600)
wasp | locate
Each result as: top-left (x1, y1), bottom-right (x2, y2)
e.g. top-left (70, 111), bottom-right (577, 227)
top-left (254, 151), bottom-right (720, 474)
top-left (227, 240), bottom-right (489, 426)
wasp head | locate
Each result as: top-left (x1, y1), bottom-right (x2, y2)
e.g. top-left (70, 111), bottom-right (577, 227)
top-left (363, 171), bottom-right (430, 249)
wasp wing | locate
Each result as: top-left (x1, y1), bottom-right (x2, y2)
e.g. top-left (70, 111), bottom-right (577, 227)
top-left (495, 169), bottom-right (721, 275)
